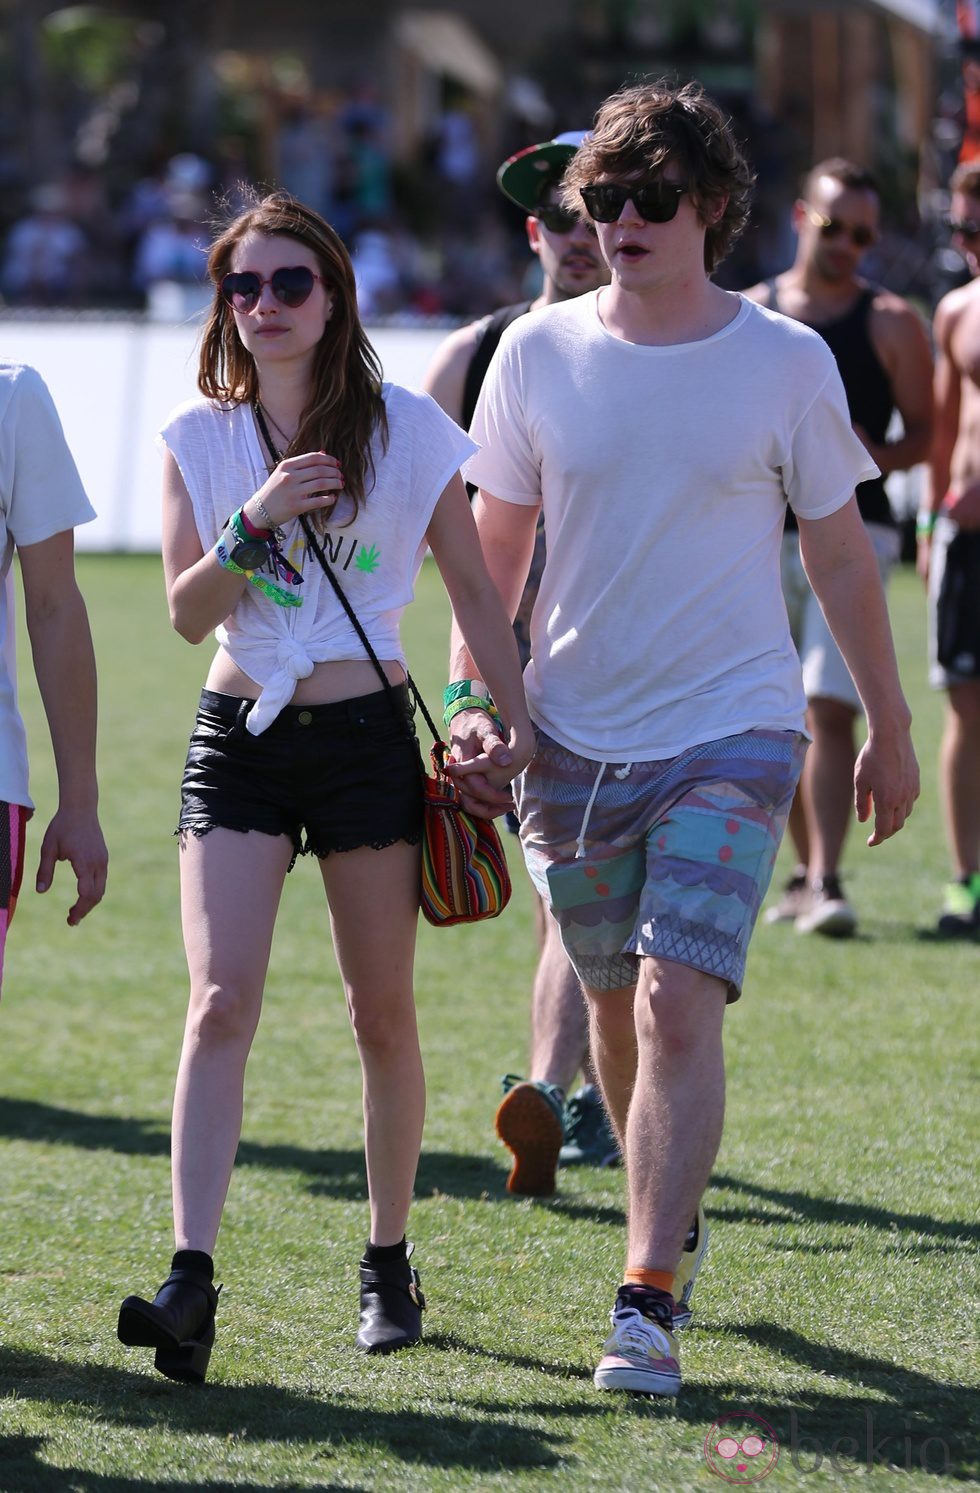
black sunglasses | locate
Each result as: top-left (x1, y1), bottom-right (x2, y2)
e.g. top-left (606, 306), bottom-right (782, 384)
top-left (220, 265), bottom-right (324, 312)
top-left (580, 180), bottom-right (688, 224)
top-left (803, 205), bottom-right (876, 249)
top-left (535, 204), bottom-right (586, 234)
top-left (948, 215), bottom-right (980, 240)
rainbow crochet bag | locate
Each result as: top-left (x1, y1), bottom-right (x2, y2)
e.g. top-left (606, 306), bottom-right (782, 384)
top-left (419, 739), bottom-right (511, 926)
top-left (300, 516), bottom-right (511, 927)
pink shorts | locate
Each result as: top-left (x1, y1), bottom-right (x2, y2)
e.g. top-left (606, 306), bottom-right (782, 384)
top-left (0, 803), bottom-right (29, 994)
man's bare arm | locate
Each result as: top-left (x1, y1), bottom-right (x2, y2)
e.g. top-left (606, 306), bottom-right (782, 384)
top-left (19, 531), bottom-right (108, 922)
top-left (446, 491), bottom-right (539, 815)
top-left (798, 499), bottom-right (918, 845)
top-left (860, 296), bottom-right (933, 474)
top-left (421, 320), bottom-right (485, 423)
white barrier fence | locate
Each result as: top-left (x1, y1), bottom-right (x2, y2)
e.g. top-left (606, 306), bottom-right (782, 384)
top-left (0, 319), bottom-right (449, 550)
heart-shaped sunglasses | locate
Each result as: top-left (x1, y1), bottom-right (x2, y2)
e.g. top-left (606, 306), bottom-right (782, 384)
top-left (220, 265), bottom-right (325, 312)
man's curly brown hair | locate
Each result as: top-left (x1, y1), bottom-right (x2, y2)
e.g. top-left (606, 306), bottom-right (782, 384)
top-left (561, 79), bottom-right (754, 273)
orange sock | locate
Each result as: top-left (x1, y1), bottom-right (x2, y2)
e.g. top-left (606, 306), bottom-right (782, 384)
top-left (624, 1267), bottom-right (674, 1297)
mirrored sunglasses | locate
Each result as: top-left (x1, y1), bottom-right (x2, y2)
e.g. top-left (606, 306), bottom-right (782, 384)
top-left (580, 180), bottom-right (688, 224)
top-left (948, 215), bottom-right (980, 240)
top-left (220, 265), bottom-right (324, 312)
top-left (803, 205), bottom-right (876, 248)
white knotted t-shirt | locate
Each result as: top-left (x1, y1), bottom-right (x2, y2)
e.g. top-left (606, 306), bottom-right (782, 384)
top-left (161, 384), bottom-right (475, 732)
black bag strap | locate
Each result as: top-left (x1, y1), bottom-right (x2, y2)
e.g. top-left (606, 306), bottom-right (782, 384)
top-left (252, 399), bottom-right (444, 757)
top-left (298, 513), bottom-right (443, 752)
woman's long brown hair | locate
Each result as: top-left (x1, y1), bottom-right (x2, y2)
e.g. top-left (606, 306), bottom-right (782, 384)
top-left (199, 190), bottom-right (387, 523)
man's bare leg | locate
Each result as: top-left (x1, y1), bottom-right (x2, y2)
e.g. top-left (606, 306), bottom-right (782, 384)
top-left (941, 682), bottom-right (980, 878)
top-left (794, 696), bottom-right (859, 935)
top-left (587, 958), bottom-right (726, 1274)
top-left (528, 893), bottom-right (591, 1092)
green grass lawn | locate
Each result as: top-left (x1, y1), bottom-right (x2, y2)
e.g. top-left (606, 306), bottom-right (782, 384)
top-left (0, 557), bottom-right (976, 1492)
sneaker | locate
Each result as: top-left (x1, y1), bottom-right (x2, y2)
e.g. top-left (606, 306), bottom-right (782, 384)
top-left (763, 871), bottom-right (810, 925)
top-left (594, 1288), bottom-right (682, 1396)
top-left (937, 874), bottom-right (980, 937)
top-left (794, 874), bottom-right (857, 938)
top-left (494, 1074), bottom-right (565, 1196)
top-left (672, 1204), bottom-right (709, 1329)
top-left (559, 1084), bottom-right (620, 1168)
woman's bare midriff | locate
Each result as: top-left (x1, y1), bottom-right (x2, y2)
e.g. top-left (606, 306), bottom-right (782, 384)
top-left (205, 652), bottom-right (407, 704)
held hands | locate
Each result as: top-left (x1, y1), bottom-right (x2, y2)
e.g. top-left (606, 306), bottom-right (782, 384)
top-left (36, 806), bottom-right (108, 925)
top-left (854, 722), bottom-right (919, 848)
top-left (248, 453), bottom-right (345, 529)
top-left (445, 708), bottom-right (535, 820)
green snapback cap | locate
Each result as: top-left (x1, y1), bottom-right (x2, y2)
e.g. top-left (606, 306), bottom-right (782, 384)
top-left (496, 130), bottom-right (590, 213)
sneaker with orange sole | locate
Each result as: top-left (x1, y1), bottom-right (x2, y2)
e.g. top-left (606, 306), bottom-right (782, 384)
top-left (494, 1074), bottom-right (565, 1196)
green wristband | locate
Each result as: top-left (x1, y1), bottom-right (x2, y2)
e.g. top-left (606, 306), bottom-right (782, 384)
top-left (916, 510), bottom-right (936, 537)
top-left (444, 695), bottom-right (498, 729)
top-left (444, 679), bottom-right (493, 710)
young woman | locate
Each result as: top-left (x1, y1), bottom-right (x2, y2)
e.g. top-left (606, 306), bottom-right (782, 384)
top-left (117, 192), bottom-right (534, 1383)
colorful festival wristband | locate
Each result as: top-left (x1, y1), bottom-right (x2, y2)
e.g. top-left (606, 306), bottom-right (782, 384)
top-left (444, 679), bottom-right (494, 710)
top-left (916, 510), bottom-right (937, 537)
top-left (214, 535), bottom-right (247, 576)
top-left (214, 533), bottom-right (303, 608)
top-left (444, 695), bottom-right (499, 729)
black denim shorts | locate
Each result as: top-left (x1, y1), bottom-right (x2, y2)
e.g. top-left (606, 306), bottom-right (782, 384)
top-left (177, 684), bottom-right (424, 866)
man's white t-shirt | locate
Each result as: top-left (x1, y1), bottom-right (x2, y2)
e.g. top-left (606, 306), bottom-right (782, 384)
top-left (0, 363), bottom-right (95, 806)
top-left (464, 292), bottom-right (878, 763)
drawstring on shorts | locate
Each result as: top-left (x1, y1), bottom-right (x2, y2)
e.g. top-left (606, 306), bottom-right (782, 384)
top-left (573, 760), bottom-right (633, 858)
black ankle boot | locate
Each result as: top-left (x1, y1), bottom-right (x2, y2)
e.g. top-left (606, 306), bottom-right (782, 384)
top-left (117, 1267), bottom-right (221, 1383)
top-left (356, 1244), bottom-right (425, 1354)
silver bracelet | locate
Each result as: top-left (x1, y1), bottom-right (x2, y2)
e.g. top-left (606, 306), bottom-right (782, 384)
top-left (253, 497), bottom-right (279, 533)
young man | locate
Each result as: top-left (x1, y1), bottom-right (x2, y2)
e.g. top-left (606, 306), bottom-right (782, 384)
top-left (424, 135), bottom-right (618, 1193)
top-left (446, 80), bottom-right (918, 1397)
top-left (745, 161), bottom-right (932, 937)
top-left (0, 361), bottom-right (107, 988)
top-left (918, 161), bottom-right (980, 936)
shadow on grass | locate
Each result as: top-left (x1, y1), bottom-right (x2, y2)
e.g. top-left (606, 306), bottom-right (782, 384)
top-left (710, 1170), bottom-right (979, 1245)
top-left (426, 1329), bottom-right (594, 1384)
top-left (668, 1319), bottom-right (978, 1480)
top-left (0, 1098), bottom-right (625, 1220)
top-left (0, 1345), bottom-right (563, 1474)
top-left (0, 1434), bottom-right (355, 1493)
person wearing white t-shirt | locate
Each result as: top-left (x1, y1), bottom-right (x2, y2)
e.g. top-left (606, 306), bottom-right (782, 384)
top-left (0, 362), bottom-right (107, 990)
top-left (446, 80), bottom-right (918, 1399)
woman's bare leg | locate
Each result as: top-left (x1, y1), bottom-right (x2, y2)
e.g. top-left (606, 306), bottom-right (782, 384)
top-left (320, 840), bottom-right (423, 1246)
top-left (173, 828), bottom-right (293, 1253)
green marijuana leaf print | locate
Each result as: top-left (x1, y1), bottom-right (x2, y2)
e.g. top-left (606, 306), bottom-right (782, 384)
top-left (354, 543), bottom-right (381, 574)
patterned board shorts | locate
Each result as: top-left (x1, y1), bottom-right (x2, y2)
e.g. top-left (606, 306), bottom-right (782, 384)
top-left (514, 728), bottom-right (807, 1001)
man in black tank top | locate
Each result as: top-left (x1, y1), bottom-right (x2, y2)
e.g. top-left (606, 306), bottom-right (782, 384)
top-left (744, 159), bottom-right (932, 938)
top-left (423, 136), bottom-right (616, 1195)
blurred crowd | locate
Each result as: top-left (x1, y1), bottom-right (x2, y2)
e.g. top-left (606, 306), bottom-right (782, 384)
top-left (0, 86), bottom-right (557, 322)
top-left (0, 79), bottom-right (952, 324)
